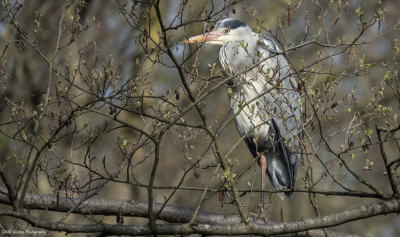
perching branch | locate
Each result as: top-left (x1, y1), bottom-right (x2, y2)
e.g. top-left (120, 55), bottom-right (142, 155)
top-left (0, 189), bottom-right (398, 235)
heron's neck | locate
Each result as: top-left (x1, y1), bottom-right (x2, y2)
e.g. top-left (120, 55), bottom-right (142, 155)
top-left (235, 32), bottom-right (259, 54)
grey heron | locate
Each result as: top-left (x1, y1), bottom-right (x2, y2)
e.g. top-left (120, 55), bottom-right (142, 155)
top-left (186, 18), bottom-right (301, 214)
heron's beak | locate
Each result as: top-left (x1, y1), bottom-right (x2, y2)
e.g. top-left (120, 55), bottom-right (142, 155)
top-left (185, 30), bottom-right (223, 44)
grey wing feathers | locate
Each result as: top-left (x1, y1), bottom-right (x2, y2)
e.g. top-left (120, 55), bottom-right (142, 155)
top-left (258, 34), bottom-right (301, 199)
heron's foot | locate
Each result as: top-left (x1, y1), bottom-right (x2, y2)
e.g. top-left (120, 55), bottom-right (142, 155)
top-left (247, 212), bottom-right (268, 224)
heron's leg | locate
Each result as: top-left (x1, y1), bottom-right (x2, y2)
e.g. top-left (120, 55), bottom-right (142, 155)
top-left (260, 154), bottom-right (267, 214)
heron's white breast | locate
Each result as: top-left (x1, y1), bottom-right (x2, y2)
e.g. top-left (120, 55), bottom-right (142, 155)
top-left (230, 79), bottom-right (271, 140)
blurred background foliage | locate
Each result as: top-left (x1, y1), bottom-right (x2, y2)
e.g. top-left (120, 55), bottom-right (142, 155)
top-left (1, 0), bottom-right (400, 236)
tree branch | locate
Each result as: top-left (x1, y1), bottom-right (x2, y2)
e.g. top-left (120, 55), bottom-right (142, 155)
top-left (0, 187), bottom-right (398, 236)
top-left (0, 191), bottom-right (398, 235)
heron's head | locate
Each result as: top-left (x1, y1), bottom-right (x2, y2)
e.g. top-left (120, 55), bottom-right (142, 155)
top-left (185, 18), bottom-right (251, 45)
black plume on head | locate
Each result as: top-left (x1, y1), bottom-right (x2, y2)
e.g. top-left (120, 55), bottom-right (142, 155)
top-left (215, 18), bottom-right (246, 30)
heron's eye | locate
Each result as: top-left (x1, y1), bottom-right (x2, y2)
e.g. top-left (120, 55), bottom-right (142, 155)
top-left (224, 28), bottom-right (230, 34)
